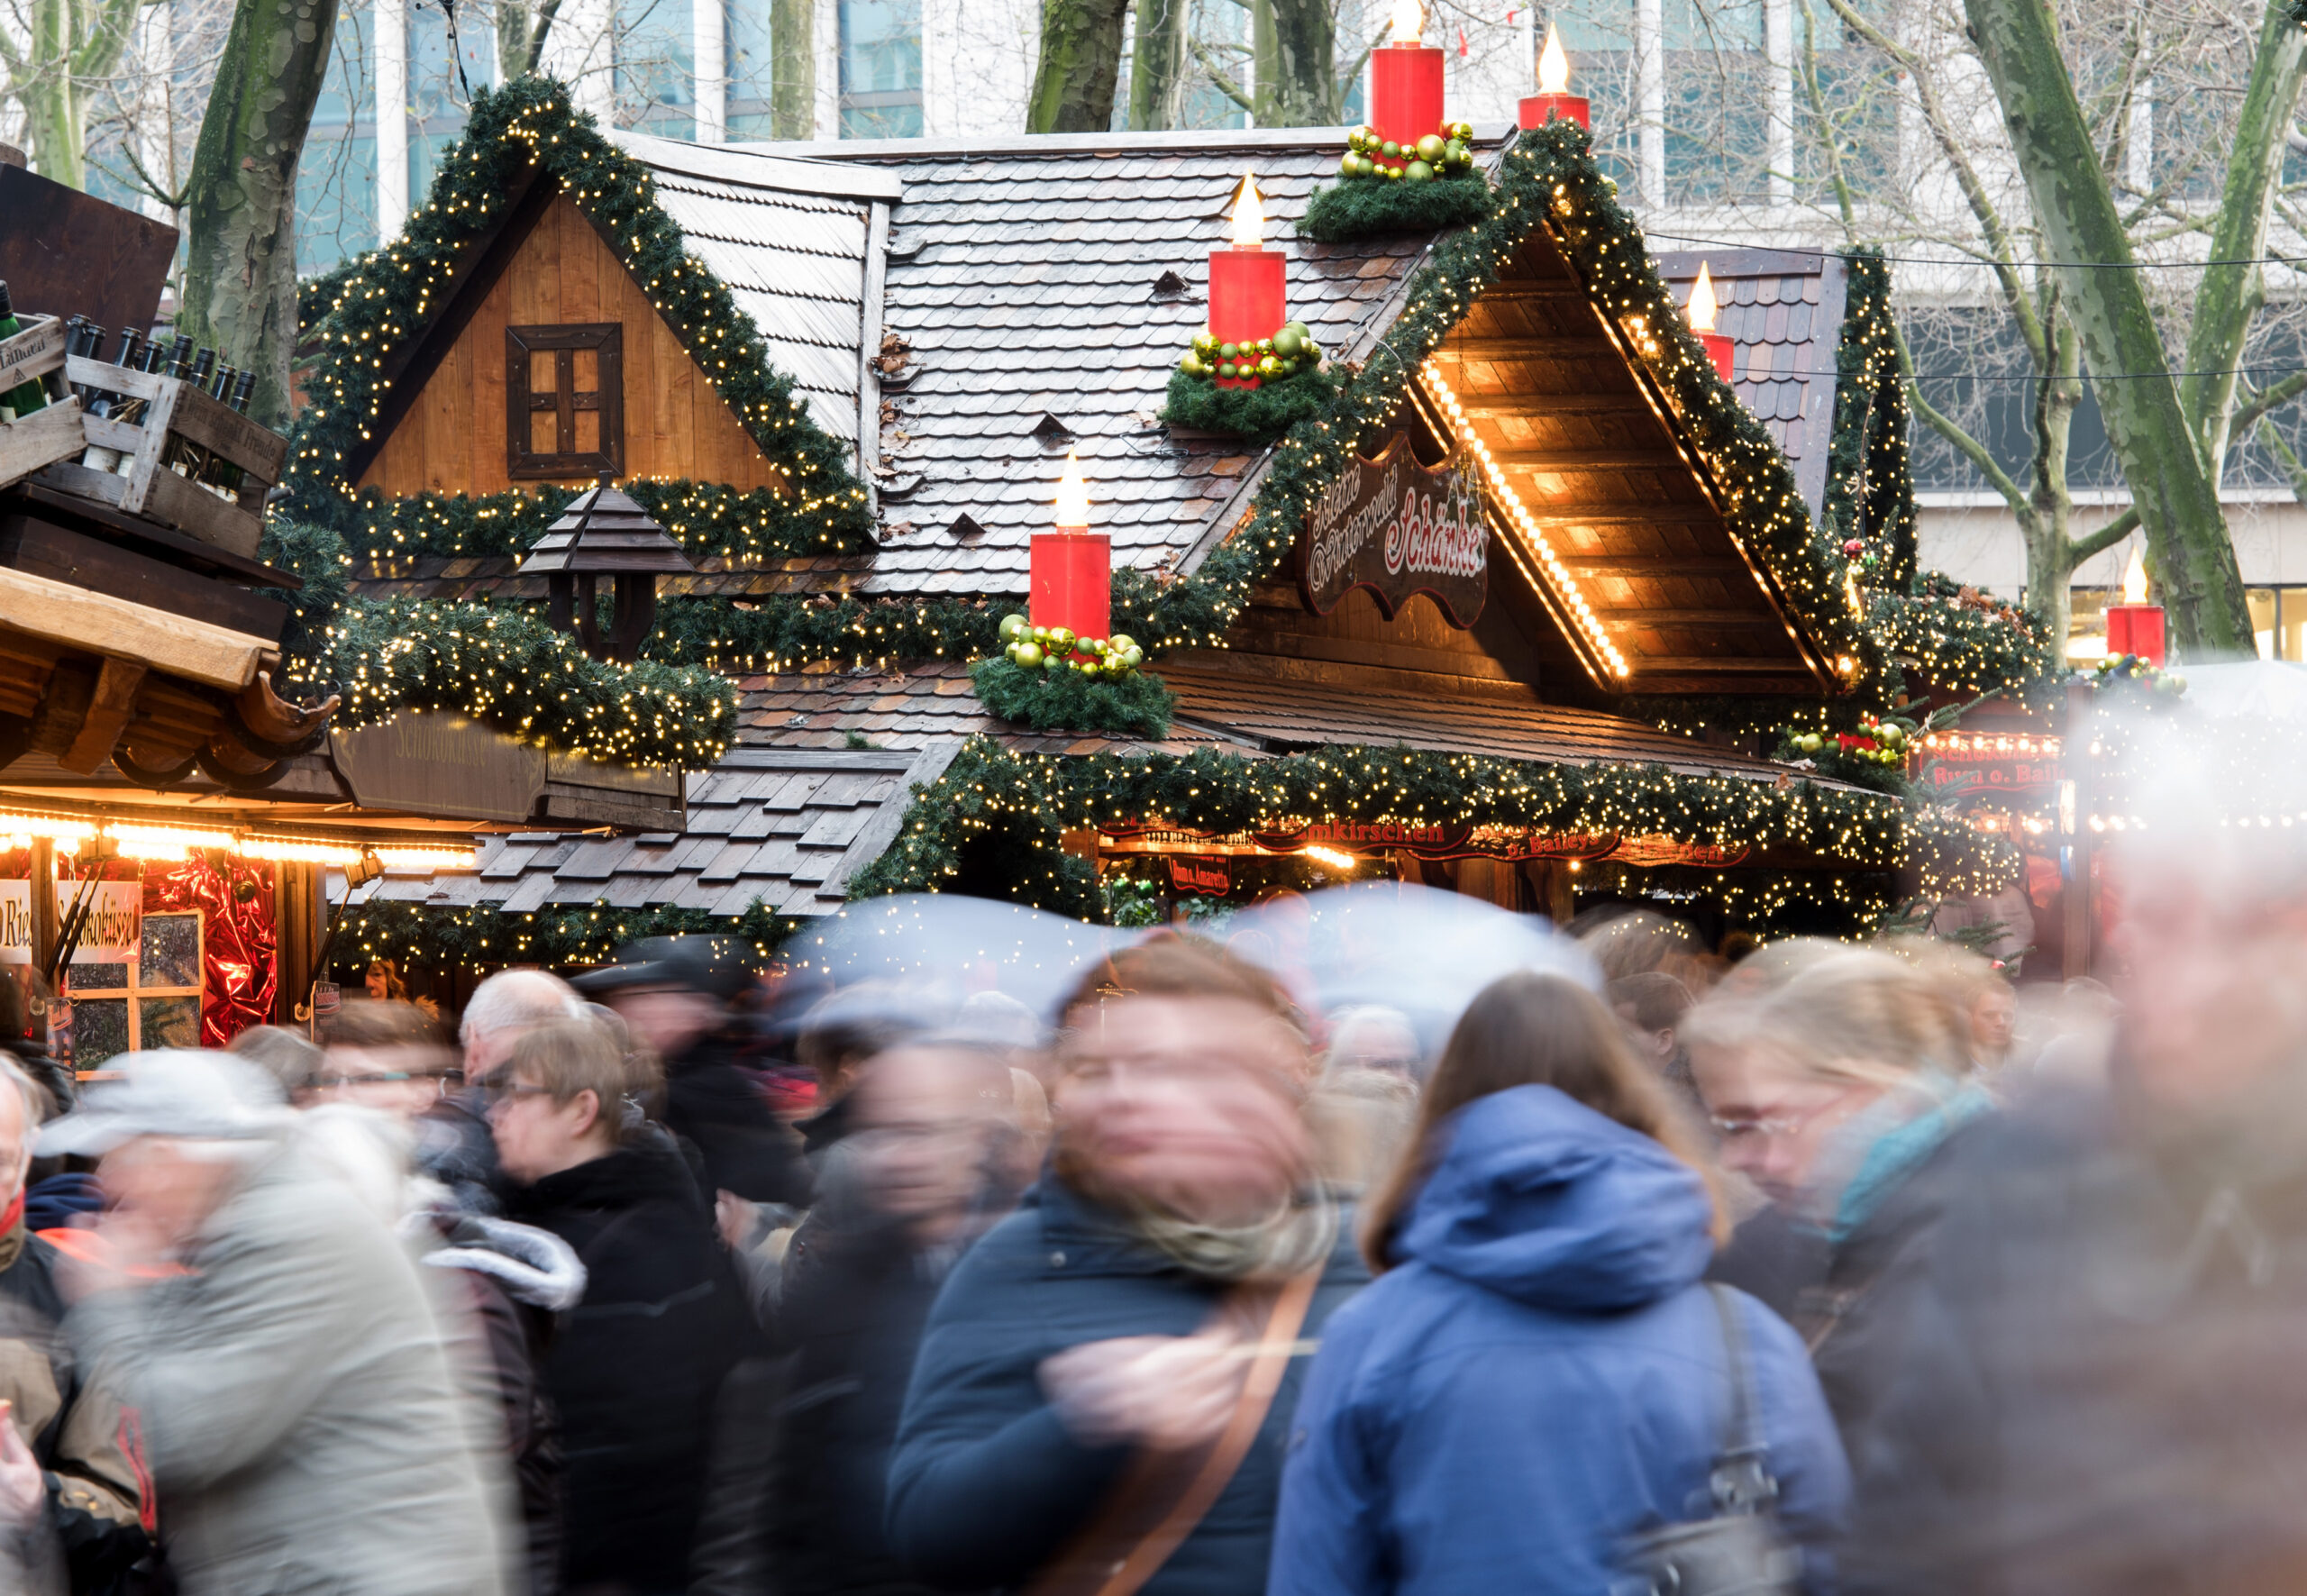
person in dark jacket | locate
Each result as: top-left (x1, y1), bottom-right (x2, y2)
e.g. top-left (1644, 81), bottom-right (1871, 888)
top-left (888, 936), bottom-right (1367, 1596)
top-left (493, 1017), bottom-right (756, 1596)
top-left (1270, 972), bottom-right (1846, 1596)
top-left (574, 938), bottom-right (811, 1208)
top-left (762, 1038), bottom-right (1025, 1596)
top-left (1685, 948), bottom-right (1991, 1462)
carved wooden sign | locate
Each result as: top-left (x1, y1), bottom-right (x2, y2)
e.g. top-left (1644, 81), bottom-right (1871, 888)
top-left (1299, 432), bottom-right (1491, 628)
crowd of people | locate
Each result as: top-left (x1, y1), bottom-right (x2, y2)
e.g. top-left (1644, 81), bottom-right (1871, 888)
top-left (0, 804), bottom-right (2298, 1596)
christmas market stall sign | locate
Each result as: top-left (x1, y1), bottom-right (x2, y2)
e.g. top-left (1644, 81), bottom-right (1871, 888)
top-left (1300, 433), bottom-right (1490, 627)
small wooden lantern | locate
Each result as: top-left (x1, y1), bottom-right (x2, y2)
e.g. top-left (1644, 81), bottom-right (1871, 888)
top-left (517, 478), bottom-right (696, 662)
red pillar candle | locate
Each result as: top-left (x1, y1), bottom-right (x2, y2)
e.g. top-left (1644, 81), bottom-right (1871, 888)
top-left (1208, 175), bottom-right (1286, 389)
top-left (1370, 0), bottom-right (1444, 164)
top-left (1518, 24), bottom-right (1590, 129)
top-left (2104, 547), bottom-right (2166, 666)
top-left (1029, 451), bottom-right (1111, 650)
top-left (1684, 260), bottom-right (1737, 382)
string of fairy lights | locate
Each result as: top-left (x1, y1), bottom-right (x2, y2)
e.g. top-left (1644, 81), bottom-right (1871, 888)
top-left (0, 809), bottom-right (474, 869)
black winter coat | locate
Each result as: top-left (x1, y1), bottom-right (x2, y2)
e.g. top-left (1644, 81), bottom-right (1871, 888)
top-left (764, 1198), bottom-right (958, 1596)
top-left (661, 1032), bottom-right (813, 1208)
top-left (506, 1145), bottom-right (759, 1595)
top-left (886, 1181), bottom-right (1368, 1596)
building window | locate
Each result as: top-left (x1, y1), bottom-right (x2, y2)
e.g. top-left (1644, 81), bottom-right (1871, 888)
top-left (506, 323), bottom-right (625, 479)
top-left (70, 910), bottom-right (203, 1065)
top-left (839, 0), bottom-right (923, 137)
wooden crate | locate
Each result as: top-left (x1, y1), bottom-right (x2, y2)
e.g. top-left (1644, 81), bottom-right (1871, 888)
top-left (0, 314), bottom-right (86, 490)
top-left (32, 353), bottom-right (286, 561)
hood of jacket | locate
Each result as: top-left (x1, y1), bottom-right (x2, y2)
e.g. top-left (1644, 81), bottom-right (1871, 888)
top-left (424, 1213), bottom-right (588, 1310)
top-left (507, 1142), bottom-right (707, 1220)
top-left (1398, 1084), bottom-right (1713, 1313)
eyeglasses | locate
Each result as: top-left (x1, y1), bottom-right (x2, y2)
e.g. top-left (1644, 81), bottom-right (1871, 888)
top-left (315, 1069), bottom-right (465, 1094)
top-left (1709, 1114), bottom-right (1810, 1143)
top-left (481, 1080), bottom-right (556, 1108)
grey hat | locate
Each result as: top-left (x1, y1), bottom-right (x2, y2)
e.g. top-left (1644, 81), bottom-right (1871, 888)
top-left (37, 1049), bottom-right (292, 1157)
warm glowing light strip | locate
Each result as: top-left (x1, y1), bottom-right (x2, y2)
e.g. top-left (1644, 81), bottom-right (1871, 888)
top-left (1303, 845), bottom-right (1359, 871)
top-left (0, 815), bottom-right (479, 871)
top-left (370, 846), bottom-right (481, 870)
top-left (1418, 361), bottom-right (1630, 678)
top-left (0, 812), bottom-right (97, 842)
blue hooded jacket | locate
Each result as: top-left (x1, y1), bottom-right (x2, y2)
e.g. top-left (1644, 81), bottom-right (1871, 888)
top-left (1270, 1085), bottom-right (1850, 1596)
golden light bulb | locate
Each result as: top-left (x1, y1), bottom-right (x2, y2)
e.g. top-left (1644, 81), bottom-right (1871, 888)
top-left (1686, 260), bottom-right (1719, 332)
top-left (1054, 450), bottom-right (1090, 527)
top-left (1391, 0), bottom-right (1424, 43)
top-left (1537, 22), bottom-right (1570, 93)
top-left (2121, 543), bottom-right (2148, 605)
top-left (1228, 173), bottom-right (1263, 248)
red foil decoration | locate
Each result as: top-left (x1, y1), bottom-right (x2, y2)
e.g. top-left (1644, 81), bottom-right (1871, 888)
top-left (142, 857), bottom-right (276, 1049)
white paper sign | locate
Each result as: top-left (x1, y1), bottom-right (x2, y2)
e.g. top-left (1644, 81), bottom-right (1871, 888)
top-left (0, 880), bottom-right (143, 965)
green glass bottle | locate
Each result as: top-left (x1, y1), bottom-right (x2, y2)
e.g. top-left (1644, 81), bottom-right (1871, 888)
top-left (0, 282), bottom-right (50, 421)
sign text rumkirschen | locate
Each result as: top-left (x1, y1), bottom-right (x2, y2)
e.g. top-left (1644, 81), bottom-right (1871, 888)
top-left (1299, 432), bottom-right (1490, 627)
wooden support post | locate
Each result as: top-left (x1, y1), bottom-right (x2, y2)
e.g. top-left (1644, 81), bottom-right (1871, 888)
top-left (272, 860), bottom-right (327, 1026)
top-left (27, 837), bottom-right (55, 988)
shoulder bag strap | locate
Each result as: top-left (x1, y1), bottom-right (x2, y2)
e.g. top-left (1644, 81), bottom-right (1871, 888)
top-left (1704, 1281), bottom-right (1779, 1516)
top-left (1026, 1267), bottom-right (1322, 1596)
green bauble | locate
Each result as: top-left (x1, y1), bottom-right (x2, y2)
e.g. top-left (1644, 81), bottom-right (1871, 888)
top-left (1217, 342), bottom-right (1238, 360)
top-left (1179, 354), bottom-right (1204, 378)
top-left (1415, 132), bottom-right (1445, 163)
top-left (1087, 637), bottom-right (1108, 655)
top-left (998, 613), bottom-right (1029, 643)
top-left (1443, 140), bottom-right (1468, 166)
top-left (1381, 139), bottom-right (1401, 159)
top-left (1014, 642), bottom-right (1044, 669)
top-left (1273, 325), bottom-right (1305, 359)
top-left (1338, 154), bottom-right (1359, 178)
top-left (1258, 355), bottom-right (1281, 378)
top-left (1453, 120), bottom-right (1473, 139)
top-left (1255, 337), bottom-right (1273, 355)
top-left (1192, 333), bottom-right (1217, 358)
top-left (1405, 160), bottom-right (1435, 182)
top-left (1108, 634), bottom-right (1137, 656)
top-left (1047, 626), bottom-right (1076, 654)
top-left (1218, 361), bottom-right (1237, 379)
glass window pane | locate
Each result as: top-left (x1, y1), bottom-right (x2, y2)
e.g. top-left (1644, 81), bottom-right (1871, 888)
top-left (141, 913), bottom-right (202, 990)
top-left (72, 964), bottom-right (130, 994)
top-left (619, 0), bottom-right (697, 137)
top-left (138, 996), bottom-right (202, 1052)
top-left (839, 0), bottom-right (922, 137)
top-left (75, 998), bottom-right (130, 1066)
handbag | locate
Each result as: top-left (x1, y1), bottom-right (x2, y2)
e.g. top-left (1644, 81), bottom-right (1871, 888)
top-left (1025, 1267), bottom-right (1322, 1596)
top-left (1617, 1283), bottom-right (1805, 1596)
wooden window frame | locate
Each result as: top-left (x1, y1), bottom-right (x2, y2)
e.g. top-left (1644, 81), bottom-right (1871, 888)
top-left (506, 322), bottom-right (625, 479)
top-left (69, 908), bottom-right (204, 1063)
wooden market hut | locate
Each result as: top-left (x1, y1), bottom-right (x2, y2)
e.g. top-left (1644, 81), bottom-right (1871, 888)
top-left (295, 78), bottom-right (2014, 961)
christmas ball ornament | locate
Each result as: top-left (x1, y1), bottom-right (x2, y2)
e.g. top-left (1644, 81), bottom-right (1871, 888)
top-left (1405, 160), bottom-right (1435, 182)
top-left (1339, 154), bottom-right (1359, 178)
top-left (1415, 132), bottom-right (1445, 163)
top-left (1258, 355), bottom-right (1281, 378)
top-left (1274, 324), bottom-right (1305, 360)
top-left (1180, 354), bottom-right (1204, 377)
top-left (1047, 626), bottom-right (1076, 654)
top-left (1218, 361), bottom-right (1237, 379)
top-left (1108, 634), bottom-right (1137, 656)
top-left (998, 613), bottom-right (1029, 643)
top-left (1842, 538), bottom-right (1865, 557)
top-left (1014, 642), bottom-right (1044, 669)
top-left (1217, 342), bottom-right (1238, 361)
top-left (1192, 333), bottom-right (1217, 359)
top-left (1087, 637), bottom-right (1108, 655)
top-left (1381, 140), bottom-right (1401, 159)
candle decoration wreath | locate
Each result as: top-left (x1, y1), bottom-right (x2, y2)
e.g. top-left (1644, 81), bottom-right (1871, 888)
top-left (1160, 320), bottom-right (1338, 442)
top-left (1299, 122), bottom-right (1491, 243)
top-left (1772, 713), bottom-right (1924, 797)
top-left (967, 614), bottom-right (1176, 738)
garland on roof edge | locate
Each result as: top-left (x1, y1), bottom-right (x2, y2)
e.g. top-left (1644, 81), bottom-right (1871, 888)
top-left (339, 480), bottom-right (867, 564)
top-left (284, 74), bottom-right (872, 561)
top-left (844, 736), bottom-right (2023, 926)
top-left (329, 899), bottom-right (803, 970)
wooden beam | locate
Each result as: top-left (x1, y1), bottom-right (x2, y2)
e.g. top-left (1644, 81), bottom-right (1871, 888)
top-left (1436, 337), bottom-right (1621, 361)
top-left (1628, 656), bottom-right (1820, 674)
top-left (0, 564), bottom-right (271, 689)
top-left (58, 657), bottom-right (146, 773)
top-left (1458, 396), bottom-right (1654, 420)
top-left (1606, 608), bottom-right (1787, 627)
top-left (1493, 447), bottom-right (1684, 470)
top-left (1475, 282), bottom-right (1589, 300)
top-left (1556, 556), bottom-right (1746, 576)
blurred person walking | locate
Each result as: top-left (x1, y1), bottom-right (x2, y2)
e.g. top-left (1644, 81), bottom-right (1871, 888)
top-left (41, 1049), bottom-right (505, 1596)
top-left (574, 939), bottom-right (810, 1208)
top-left (1684, 950), bottom-right (1992, 1460)
top-left (425, 971), bottom-right (590, 1213)
top-left (886, 938), bottom-right (1365, 1596)
top-left (1268, 972), bottom-right (1845, 1596)
top-left (758, 1037), bottom-right (1025, 1596)
top-left (0, 1054), bottom-right (149, 1594)
top-left (490, 1018), bottom-right (754, 1596)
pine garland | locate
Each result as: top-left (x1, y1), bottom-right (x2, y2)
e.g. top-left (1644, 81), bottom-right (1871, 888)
top-left (1297, 169), bottom-right (1492, 243)
top-left (969, 658), bottom-right (1175, 738)
top-left (847, 735), bottom-right (2024, 917)
top-left (340, 479), bottom-right (870, 564)
top-left (285, 75), bottom-right (871, 559)
top-left (1821, 247), bottom-right (1917, 592)
top-left (1158, 367), bottom-right (1339, 442)
top-left (1872, 572), bottom-right (2059, 702)
top-left (307, 597), bottom-right (738, 766)
top-left (330, 898), bottom-right (802, 970)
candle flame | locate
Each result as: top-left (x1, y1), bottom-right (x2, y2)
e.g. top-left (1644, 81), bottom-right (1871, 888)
top-left (1229, 173), bottom-right (1263, 248)
top-left (1391, 0), bottom-right (1423, 43)
top-left (2122, 543), bottom-right (2147, 605)
top-left (1054, 450), bottom-right (1090, 527)
top-left (1537, 22), bottom-right (1569, 93)
top-left (1686, 260), bottom-right (1719, 332)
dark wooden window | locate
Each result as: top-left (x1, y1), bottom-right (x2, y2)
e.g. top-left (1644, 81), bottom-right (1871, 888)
top-left (506, 323), bottom-right (624, 479)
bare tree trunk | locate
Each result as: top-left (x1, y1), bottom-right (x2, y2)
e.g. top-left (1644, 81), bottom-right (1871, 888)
top-left (2, 0), bottom-right (149, 189)
top-left (1127, 0), bottom-right (1189, 130)
top-left (771, 0), bottom-right (814, 138)
top-left (1961, 0), bottom-right (2253, 653)
top-left (2178, 0), bottom-right (2306, 487)
top-left (497, 1), bottom-right (532, 78)
top-left (177, 0), bottom-right (340, 429)
top-left (1027, 0), bottom-right (1129, 132)
top-left (1256, 0), bottom-right (1338, 124)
